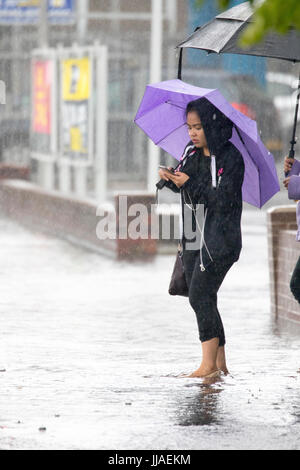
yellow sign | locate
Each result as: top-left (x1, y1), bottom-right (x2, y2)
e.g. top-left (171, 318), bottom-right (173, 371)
top-left (18, 1), bottom-right (40, 6)
top-left (62, 57), bottom-right (90, 101)
top-left (18, 1), bottom-right (67, 8)
top-left (70, 126), bottom-right (83, 152)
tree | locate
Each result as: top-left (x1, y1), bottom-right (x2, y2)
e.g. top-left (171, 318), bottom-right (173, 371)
top-left (194, 0), bottom-right (300, 47)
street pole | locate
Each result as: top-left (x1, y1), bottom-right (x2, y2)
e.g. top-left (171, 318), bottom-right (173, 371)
top-left (166, 0), bottom-right (177, 35)
top-left (77, 0), bottom-right (88, 45)
top-left (73, 0), bottom-right (89, 197)
top-left (38, 0), bottom-right (54, 190)
top-left (147, 0), bottom-right (163, 193)
top-left (95, 45), bottom-right (108, 204)
top-left (166, 0), bottom-right (177, 168)
top-left (111, 0), bottom-right (121, 35)
top-left (57, 42), bottom-right (71, 194)
top-left (39, 0), bottom-right (48, 48)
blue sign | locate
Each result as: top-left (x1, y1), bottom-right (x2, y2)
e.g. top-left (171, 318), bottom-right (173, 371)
top-left (0, 0), bottom-right (74, 24)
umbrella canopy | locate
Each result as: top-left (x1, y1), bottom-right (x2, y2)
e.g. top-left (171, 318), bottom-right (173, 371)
top-left (134, 78), bottom-right (280, 208)
top-left (176, 1), bottom-right (300, 160)
top-left (177, 1), bottom-right (300, 62)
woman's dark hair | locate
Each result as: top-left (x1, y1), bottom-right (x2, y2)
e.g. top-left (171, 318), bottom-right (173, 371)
top-left (185, 99), bottom-right (204, 119)
top-left (185, 97), bottom-right (233, 153)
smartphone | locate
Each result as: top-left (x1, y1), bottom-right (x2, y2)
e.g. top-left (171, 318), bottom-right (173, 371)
top-left (158, 165), bottom-right (175, 174)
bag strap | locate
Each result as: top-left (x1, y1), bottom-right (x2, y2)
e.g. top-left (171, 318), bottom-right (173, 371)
top-left (211, 155), bottom-right (217, 188)
top-left (175, 145), bottom-right (195, 172)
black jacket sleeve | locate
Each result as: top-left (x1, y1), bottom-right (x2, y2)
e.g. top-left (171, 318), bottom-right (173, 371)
top-left (163, 179), bottom-right (181, 193)
top-left (181, 145), bottom-right (245, 212)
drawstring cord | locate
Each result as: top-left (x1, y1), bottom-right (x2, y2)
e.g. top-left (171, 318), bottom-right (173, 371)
top-left (183, 189), bottom-right (213, 271)
top-left (211, 155), bottom-right (217, 188)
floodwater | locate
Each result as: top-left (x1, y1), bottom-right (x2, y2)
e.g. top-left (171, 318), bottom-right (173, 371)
top-left (0, 210), bottom-right (299, 450)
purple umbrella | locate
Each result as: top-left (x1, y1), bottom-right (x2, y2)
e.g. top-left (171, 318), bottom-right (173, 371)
top-left (134, 78), bottom-right (280, 208)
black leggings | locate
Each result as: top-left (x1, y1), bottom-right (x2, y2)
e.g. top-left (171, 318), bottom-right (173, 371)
top-left (182, 249), bottom-right (233, 346)
top-left (290, 256), bottom-right (300, 303)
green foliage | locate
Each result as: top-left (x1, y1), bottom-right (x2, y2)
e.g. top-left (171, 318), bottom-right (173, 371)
top-left (194, 0), bottom-right (254, 9)
top-left (240, 0), bottom-right (300, 47)
top-left (193, 0), bottom-right (300, 47)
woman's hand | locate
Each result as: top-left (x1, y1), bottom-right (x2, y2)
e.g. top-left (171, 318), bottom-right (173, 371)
top-left (158, 167), bottom-right (175, 181)
top-left (158, 167), bottom-right (170, 181)
top-left (283, 176), bottom-right (290, 189)
top-left (167, 171), bottom-right (190, 188)
top-left (284, 156), bottom-right (294, 174)
top-left (283, 176), bottom-right (298, 202)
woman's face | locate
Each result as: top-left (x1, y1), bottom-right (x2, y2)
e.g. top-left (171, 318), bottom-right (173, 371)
top-left (186, 111), bottom-right (208, 149)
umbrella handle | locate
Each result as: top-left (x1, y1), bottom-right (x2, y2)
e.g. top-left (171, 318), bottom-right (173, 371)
top-left (288, 71), bottom-right (300, 160)
top-left (284, 70), bottom-right (300, 176)
top-left (177, 48), bottom-right (182, 80)
top-left (177, 24), bottom-right (200, 80)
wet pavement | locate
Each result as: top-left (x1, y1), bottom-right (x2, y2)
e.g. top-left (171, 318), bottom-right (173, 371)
top-left (0, 209), bottom-right (299, 450)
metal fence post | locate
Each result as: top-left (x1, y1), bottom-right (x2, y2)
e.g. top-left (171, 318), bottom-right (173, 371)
top-left (57, 43), bottom-right (71, 194)
top-left (147, 0), bottom-right (162, 193)
top-left (95, 44), bottom-right (108, 204)
top-left (37, 0), bottom-right (55, 191)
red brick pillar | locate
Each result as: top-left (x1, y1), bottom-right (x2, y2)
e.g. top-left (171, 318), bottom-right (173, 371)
top-left (115, 192), bottom-right (157, 260)
top-left (267, 205), bottom-right (300, 322)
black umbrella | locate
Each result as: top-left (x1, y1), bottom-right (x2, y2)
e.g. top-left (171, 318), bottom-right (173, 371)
top-left (176, 1), bottom-right (300, 160)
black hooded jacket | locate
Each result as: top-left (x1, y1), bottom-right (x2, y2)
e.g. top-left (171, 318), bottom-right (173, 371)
top-left (165, 98), bottom-right (245, 269)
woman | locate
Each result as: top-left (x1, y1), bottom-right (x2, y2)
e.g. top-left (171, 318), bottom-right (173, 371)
top-left (283, 155), bottom-right (300, 303)
top-left (283, 156), bottom-right (300, 374)
top-left (158, 98), bottom-right (245, 378)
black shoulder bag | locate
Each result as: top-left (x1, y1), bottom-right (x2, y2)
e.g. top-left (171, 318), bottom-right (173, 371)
top-left (168, 241), bottom-right (188, 297)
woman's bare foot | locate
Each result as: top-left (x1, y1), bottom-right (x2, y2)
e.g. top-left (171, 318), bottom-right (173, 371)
top-left (218, 367), bottom-right (229, 376)
top-left (179, 338), bottom-right (222, 378)
top-left (187, 365), bottom-right (220, 378)
top-left (216, 346), bottom-right (229, 375)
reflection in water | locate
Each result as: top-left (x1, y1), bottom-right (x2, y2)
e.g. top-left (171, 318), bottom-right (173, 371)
top-left (176, 380), bottom-right (223, 426)
top-left (270, 316), bottom-right (300, 341)
top-left (291, 393), bottom-right (300, 425)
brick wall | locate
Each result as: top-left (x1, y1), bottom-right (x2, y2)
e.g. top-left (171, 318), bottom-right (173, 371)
top-left (267, 205), bottom-right (300, 323)
top-left (0, 180), bottom-right (158, 261)
top-left (0, 163), bottom-right (30, 181)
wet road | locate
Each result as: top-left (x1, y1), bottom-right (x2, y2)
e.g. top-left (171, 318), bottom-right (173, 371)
top-left (0, 210), bottom-right (299, 450)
